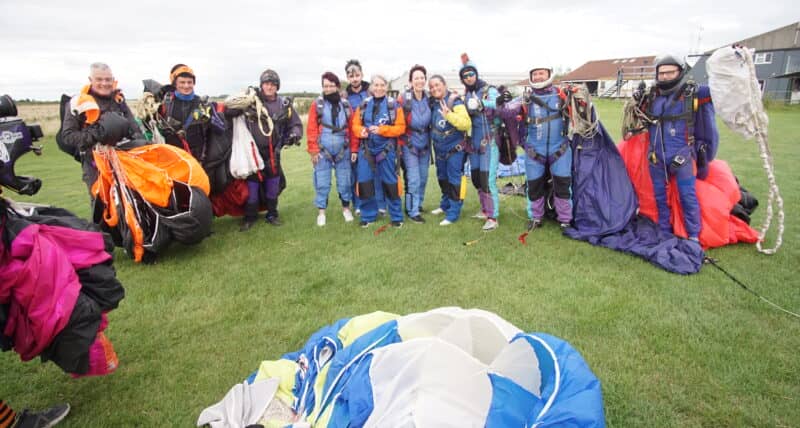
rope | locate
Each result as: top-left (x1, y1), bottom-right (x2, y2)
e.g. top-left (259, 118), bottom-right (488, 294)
top-left (134, 92), bottom-right (166, 144)
top-left (566, 85), bottom-right (600, 139)
top-left (224, 87), bottom-right (274, 138)
top-left (737, 49), bottom-right (785, 254)
top-left (705, 257), bottom-right (799, 319)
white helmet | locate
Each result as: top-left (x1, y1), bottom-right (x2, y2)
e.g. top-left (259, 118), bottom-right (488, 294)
top-left (529, 67), bottom-right (553, 89)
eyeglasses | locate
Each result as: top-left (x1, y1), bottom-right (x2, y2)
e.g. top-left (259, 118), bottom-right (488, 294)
top-left (461, 71), bottom-right (476, 78)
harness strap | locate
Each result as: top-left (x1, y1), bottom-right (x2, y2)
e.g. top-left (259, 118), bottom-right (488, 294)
top-left (435, 142), bottom-right (464, 161)
top-left (525, 112), bottom-right (562, 126)
top-left (523, 140), bottom-right (569, 165)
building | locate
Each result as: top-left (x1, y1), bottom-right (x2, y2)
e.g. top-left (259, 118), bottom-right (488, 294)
top-left (560, 56), bottom-right (656, 97)
top-left (690, 21), bottom-right (800, 103)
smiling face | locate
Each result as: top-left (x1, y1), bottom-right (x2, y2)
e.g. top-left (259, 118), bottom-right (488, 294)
top-left (411, 70), bottom-right (427, 92)
top-left (175, 76), bottom-right (195, 96)
top-left (429, 78), bottom-right (446, 99)
top-left (89, 68), bottom-right (115, 97)
top-left (461, 70), bottom-right (477, 86)
top-left (322, 78), bottom-right (339, 95)
top-left (531, 69), bottom-right (550, 83)
top-left (371, 78), bottom-right (387, 98)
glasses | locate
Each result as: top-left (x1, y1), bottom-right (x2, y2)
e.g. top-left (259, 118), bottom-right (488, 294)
top-left (461, 71), bottom-right (476, 78)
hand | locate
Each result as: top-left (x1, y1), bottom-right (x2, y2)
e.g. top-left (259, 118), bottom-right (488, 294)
top-left (368, 125), bottom-right (380, 134)
top-left (287, 133), bottom-right (301, 146)
top-left (359, 128), bottom-right (369, 138)
top-left (439, 99), bottom-right (451, 116)
top-left (496, 90), bottom-right (512, 106)
top-left (350, 152), bottom-right (358, 162)
top-left (311, 153), bottom-right (320, 166)
top-left (96, 112), bottom-right (131, 145)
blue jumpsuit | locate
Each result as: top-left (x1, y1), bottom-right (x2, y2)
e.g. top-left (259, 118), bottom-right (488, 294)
top-left (355, 97), bottom-right (404, 223)
top-left (400, 90), bottom-right (432, 218)
top-left (464, 83), bottom-right (501, 219)
top-left (313, 99), bottom-right (352, 209)
top-left (646, 84), bottom-right (717, 239)
top-left (522, 86), bottom-right (573, 223)
top-left (431, 93), bottom-right (468, 222)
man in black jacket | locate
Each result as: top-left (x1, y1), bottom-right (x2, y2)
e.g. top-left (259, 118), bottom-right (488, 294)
top-left (58, 62), bottom-right (143, 193)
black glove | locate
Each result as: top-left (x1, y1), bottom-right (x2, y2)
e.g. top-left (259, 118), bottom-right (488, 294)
top-left (95, 112), bottom-right (131, 145)
top-left (496, 90), bottom-right (512, 106)
top-left (287, 133), bottom-right (301, 146)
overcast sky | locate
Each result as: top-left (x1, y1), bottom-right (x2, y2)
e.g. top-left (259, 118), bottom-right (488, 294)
top-left (0, 1), bottom-right (795, 100)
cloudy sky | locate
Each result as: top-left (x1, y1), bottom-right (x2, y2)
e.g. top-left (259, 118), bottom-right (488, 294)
top-left (1, 1), bottom-right (795, 100)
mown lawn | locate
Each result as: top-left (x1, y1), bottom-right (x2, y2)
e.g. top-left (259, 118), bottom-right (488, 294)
top-left (1, 99), bottom-right (798, 427)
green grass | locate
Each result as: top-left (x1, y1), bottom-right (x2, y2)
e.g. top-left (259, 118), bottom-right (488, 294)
top-left (2, 99), bottom-right (798, 427)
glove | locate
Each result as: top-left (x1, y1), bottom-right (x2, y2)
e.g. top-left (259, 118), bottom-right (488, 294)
top-left (95, 112), bottom-right (131, 145)
top-left (496, 90), bottom-right (512, 106)
top-left (287, 133), bottom-right (301, 146)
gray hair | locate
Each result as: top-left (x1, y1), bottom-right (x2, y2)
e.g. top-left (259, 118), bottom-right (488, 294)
top-left (370, 74), bottom-right (388, 85)
top-left (89, 62), bottom-right (112, 76)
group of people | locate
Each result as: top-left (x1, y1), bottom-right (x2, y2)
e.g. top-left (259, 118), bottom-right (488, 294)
top-left (58, 54), bottom-right (714, 241)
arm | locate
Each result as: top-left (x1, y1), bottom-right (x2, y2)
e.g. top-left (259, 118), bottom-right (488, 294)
top-left (60, 109), bottom-right (98, 155)
top-left (482, 86), bottom-right (500, 110)
top-left (306, 101), bottom-right (321, 155)
top-left (288, 102), bottom-right (304, 138)
top-left (377, 108), bottom-right (406, 138)
top-left (495, 98), bottom-right (524, 121)
top-left (350, 106), bottom-right (365, 153)
top-left (446, 104), bottom-right (472, 132)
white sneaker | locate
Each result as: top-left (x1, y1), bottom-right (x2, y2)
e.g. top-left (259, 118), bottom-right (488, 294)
top-left (355, 208), bottom-right (361, 216)
top-left (342, 209), bottom-right (354, 222)
top-left (472, 211), bottom-right (487, 219)
top-left (482, 219), bottom-right (498, 231)
top-left (439, 219), bottom-right (453, 226)
top-left (316, 213), bottom-right (326, 227)
top-left (431, 208), bottom-right (444, 215)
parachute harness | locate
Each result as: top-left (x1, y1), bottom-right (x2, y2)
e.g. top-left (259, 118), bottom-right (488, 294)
top-left (224, 87), bottom-right (274, 138)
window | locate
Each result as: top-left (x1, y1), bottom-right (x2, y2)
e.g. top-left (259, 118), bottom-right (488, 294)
top-left (785, 54), bottom-right (800, 74)
top-left (754, 52), bottom-right (773, 64)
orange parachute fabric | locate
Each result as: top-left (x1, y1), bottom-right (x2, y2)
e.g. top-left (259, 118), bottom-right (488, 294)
top-left (618, 132), bottom-right (758, 249)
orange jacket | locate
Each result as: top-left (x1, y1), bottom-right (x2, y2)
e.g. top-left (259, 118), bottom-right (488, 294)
top-left (306, 99), bottom-right (354, 155)
top-left (350, 102), bottom-right (406, 153)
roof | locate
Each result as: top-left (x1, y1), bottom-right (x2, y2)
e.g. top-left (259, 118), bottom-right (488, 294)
top-left (560, 56), bottom-right (656, 82)
top-left (708, 21), bottom-right (800, 53)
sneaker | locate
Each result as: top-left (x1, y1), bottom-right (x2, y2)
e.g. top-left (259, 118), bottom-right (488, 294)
top-left (559, 222), bottom-right (570, 229)
top-left (265, 216), bottom-right (282, 226)
top-left (391, 221), bottom-right (404, 228)
top-left (355, 208), bottom-right (361, 216)
top-left (15, 403), bottom-right (70, 428)
top-left (688, 236), bottom-right (700, 243)
top-left (342, 209), bottom-right (354, 222)
top-left (410, 215), bottom-right (425, 224)
top-left (472, 211), bottom-right (487, 219)
top-left (316, 213), bottom-right (326, 227)
top-left (527, 219), bottom-right (542, 230)
top-left (360, 220), bottom-right (373, 228)
top-left (378, 209), bottom-right (387, 217)
top-left (439, 219), bottom-right (453, 226)
top-left (239, 219), bottom-right (255, 232)
top-left (431, 208), bottom-right (444, 215)
top-left (482, 218), bottom-right (498, 231)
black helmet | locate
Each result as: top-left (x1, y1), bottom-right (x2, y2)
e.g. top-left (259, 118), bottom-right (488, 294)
top-left (655, 55), bottom-right (686, 92)
top-left (259, 69), bottom-right (280, 90)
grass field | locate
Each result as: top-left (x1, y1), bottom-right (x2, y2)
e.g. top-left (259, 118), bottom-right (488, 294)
top-left (2, 99), bottom-right (798, 427)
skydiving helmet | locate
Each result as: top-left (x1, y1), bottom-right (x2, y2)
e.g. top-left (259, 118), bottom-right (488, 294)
top-left (529, 67), bottom-right (554, 89)
top-left (0, 95), bottom-right (43, 195)
top-left (654, 55), bottom-right (687, 92)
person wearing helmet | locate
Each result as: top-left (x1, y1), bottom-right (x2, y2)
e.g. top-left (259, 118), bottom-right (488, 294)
top-left (459, 56), bottom-right (501, 231)
top-left (498, 65), bottom-right (573, 230)
top-left (58, 62), bottom-right (144, 193)
top-left (398, 64), bottom-right (432, 223)
top-left (639, 55), bottom-right (718, 242)
top-left (226, 69), bottom-right (303, 231)
top-left (156, 64), bottom-right (223, 162)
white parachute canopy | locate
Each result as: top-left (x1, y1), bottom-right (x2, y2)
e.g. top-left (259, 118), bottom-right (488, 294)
top-left (706, 46), bottom-right (769, 139)
top-left (706, 45), bottom-right (784, 254)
